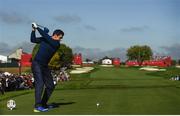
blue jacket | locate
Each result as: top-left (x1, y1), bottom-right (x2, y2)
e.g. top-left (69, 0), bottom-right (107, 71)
top-left (31, 27), bottom-right (60, 65)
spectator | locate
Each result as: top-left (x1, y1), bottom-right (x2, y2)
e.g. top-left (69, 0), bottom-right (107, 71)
top-left (0, 72), bottom-right (34, 92)
top-left (0, 68), bottom-right (69, 93)
top-left (0, 78), bottom-right (5, 95)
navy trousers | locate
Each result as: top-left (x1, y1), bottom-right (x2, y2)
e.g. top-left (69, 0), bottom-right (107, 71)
top-left (31, 61), bottom-right (55, 108)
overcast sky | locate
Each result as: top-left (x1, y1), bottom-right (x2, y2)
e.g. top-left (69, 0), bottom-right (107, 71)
top-left (0, 0), bottom-right (179, 58)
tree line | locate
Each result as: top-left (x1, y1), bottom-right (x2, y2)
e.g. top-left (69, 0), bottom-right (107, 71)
top-left (32, 44), bottom-right (179, 68)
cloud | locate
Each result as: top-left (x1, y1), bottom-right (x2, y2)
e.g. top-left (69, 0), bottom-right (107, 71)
top-left (0, 11), bottom-right (31, 24)
top-left (54, 14), bottom-right (82, 24)
top-left (84, 25), bottom-right (96, 31)
top-left (0, 42), bottom-right (12, 55)
top-left (104, 48), bottom-right (127, 61)
top-left (0, 42), bottom-right (34, 56)
top-left (72, 47), bottom-right (127, 61)
top-left (13, 42), bottom-right (34, 54)
top-left (160, 43), bottom-right (180, 59)
top-left (73, 46), bottom-right (103, 60)
top-left (121, 26), bottom-right (149, 32)
top-left (72, 44), bottom-right (180, 61)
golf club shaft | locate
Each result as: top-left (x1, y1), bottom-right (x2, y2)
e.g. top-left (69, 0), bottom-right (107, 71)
top-left (37, 24), bottom-right (45, 28)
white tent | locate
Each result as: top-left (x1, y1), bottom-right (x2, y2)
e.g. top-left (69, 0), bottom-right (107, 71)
top-left (0, 55), bottom-right (8, 63)
top-left (8, 48), bottom-right (23, 60)
top-left (102, 59), bottom-right (112, 65)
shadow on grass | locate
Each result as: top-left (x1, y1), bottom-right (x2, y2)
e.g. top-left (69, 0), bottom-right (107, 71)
top-left (49, 102), bottom-right (76, 108)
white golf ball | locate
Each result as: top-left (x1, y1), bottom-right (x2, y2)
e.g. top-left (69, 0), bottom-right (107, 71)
top-left (96, 103), bottom-right (100, 107)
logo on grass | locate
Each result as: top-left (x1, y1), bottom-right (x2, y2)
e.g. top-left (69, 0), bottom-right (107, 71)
top-left (7, 100), bottom-right (16, 110)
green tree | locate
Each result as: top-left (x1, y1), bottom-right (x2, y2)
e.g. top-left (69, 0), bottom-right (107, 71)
top-left (85, 58), bottom-right (91, 62)
top-left (32, 43), bottom-right (73, 69)
top-left (49, 52), bottom-right (61, 69)
top-left (55, 44), bottom-right (73, 68)
top-left (171, 60), bottom-right (177, 66)
top-left (32, 44), bottom-right (40, 60)
top-left (126, 45), bottom-right (153, 66)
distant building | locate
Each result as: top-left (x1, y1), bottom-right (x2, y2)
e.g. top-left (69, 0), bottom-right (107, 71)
top-left (0, 55), bottom-right (8, 63)
top-left (126, 56), bottom-right (172, 67)
top-left (8, 48), bottom-right (32, 67)
top-left (0, 48), bottom-right (32, 68)
top-left (20, 53), bottom-right (32, 67)
top-left (102, 58), bottom-right (112, 65)
top-left (125, 60), bottom-right (139, 66)
top-left (73, 53), bottom-right (82, 65)
top-left (8, 48), bottom-right (23, 60)
top-left (113, 58), bottom-right (121, 66)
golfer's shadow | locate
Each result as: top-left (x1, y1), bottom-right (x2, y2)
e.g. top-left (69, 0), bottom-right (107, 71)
top-left (50, 102), bottom-right (76, 108)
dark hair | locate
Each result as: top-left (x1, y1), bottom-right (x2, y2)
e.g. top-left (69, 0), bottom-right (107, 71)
top-left (53, 29), bottom-right (64, 36)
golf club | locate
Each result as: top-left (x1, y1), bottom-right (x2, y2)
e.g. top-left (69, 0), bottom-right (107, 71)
top-left (37, 24), bottom-right (45, 28)
top-left (37, 24), bottom-right (49, 33)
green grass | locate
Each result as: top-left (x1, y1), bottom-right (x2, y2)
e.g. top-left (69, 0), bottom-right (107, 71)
top-left (0, 66), bottom-right (180, 115)
top-left (147, 66), bottom-right (180, 79)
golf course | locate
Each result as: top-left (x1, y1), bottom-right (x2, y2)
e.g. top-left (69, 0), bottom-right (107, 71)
top-left (0, 66), bottom-right (180, 115)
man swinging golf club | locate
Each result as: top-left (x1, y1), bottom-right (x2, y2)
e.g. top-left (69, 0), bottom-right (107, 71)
top-left (31, 22), bottom-right (64, 112)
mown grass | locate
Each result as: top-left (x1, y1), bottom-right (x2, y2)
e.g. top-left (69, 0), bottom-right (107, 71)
top-left (147, 66), bottom-right (180, 78)
top-left (0, 66), bottom-right (180, 115)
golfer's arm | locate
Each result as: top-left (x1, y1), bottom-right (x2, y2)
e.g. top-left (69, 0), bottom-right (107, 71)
top-left (37, 27), bottom-right (56, 45)
top-left (30, 31), bottom-right (41, 43)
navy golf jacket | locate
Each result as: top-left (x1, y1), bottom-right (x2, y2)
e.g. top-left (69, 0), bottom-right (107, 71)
top-left (31, 27), bottom-right (60, 65)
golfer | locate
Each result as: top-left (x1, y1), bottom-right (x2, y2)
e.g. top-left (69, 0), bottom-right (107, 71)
top-left (31, 22), bottom-right (64, 112)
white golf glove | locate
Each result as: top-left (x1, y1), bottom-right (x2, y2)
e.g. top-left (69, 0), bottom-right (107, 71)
top-left (32, 22), bottom-right (38, 29)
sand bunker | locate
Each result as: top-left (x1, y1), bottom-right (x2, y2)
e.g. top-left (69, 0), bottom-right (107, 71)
top-left (70, 67), bottom-right (94, 74)
top-left (100, 65), bottom-right (114, 67)
top-left (176, 66), bottom-right (180, 68)
top-left (139, 67), bottom-right (166, 71)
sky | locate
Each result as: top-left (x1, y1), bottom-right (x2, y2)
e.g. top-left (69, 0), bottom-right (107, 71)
top-left (0, 0), bottom-right (180, 58)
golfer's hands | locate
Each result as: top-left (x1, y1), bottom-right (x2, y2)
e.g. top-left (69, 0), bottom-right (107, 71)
top-left (32, 22), bottom-right (38, 31)
top-left (32, 28), bottom-right (36, 31)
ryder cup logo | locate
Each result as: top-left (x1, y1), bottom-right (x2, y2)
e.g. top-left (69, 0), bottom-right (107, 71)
top-left (7, 100), bottom-right (16, 110)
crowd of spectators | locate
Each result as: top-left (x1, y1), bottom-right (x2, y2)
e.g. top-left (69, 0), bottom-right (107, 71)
top-left (170, 75), bottom-right (180, 81)
top-left (51, 67), bottom-right (70, 83)
top-left (0, 72), bottom-right (34, 95)
top-left (0, 67), bottom-right (70, 95)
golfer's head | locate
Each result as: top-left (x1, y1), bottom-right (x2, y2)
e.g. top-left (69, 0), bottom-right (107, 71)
top-left (52, 29), bottom-right (64, 41)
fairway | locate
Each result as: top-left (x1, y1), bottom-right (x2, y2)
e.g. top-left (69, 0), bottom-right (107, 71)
top-left (0, 66), bottom-right (180, 115)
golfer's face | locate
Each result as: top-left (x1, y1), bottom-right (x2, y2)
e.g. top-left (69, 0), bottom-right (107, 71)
top-left (55, 35), bottom-right (63, 41)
